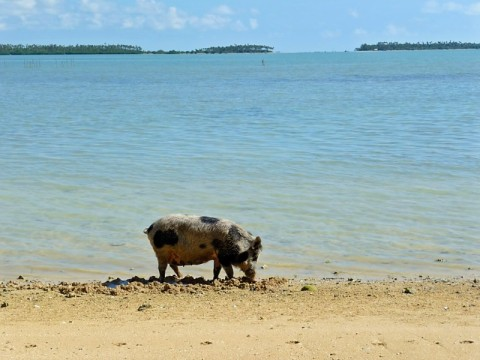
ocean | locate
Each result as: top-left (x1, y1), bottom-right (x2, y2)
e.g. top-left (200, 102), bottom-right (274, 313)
top-left (1, 51), bottom-right (479, 281)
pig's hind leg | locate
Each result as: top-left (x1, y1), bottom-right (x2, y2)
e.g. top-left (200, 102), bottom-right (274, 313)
top-left (170, 264), bottom-right (182, 279)
top-left (157, 261), bottom-right (167, 282)
top-left (213, 258), bottom-right (222, 280)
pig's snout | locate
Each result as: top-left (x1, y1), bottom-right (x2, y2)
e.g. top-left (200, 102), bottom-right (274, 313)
top-left (244, 267), bottom-right (256, 280)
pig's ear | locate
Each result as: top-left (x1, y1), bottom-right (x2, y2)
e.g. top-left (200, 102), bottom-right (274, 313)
top-left (253, 236), bottom-right (262, 250)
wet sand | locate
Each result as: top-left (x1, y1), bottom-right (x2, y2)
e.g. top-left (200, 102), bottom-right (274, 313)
top-left (1, 276), bottom-right (479, 359)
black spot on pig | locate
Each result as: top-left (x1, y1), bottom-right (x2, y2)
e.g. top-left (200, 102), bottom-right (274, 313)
top-left (235, 250), bottom-right (249, 263)
top-left (199, 243), bottom-right (207, 249)
top-left (218, 246), bottom-right (247, 266)
top-left (200, 216), bottom-right (220, 224)
top-left (227, 225), bottom-right (242, 241)
top-left (153, 229), bottom-right (178, 248)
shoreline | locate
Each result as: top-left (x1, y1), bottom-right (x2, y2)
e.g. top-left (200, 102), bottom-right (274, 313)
top-left (2, 254), bottom-right (478, 285)
top-left (1, 276), bottom-right (478, 359)
top-left (1, 264), bottom-right (478, 285)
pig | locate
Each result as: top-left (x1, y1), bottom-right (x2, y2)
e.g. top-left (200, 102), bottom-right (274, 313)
top-left (143, 214), bottom-right (262, 282)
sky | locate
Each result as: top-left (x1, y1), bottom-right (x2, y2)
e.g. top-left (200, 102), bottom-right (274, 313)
top-left (1, 0), bottom-right (480, 52)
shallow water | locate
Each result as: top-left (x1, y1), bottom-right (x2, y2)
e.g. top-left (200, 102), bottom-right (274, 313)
top-left (0, 51), bottom-right (479, 281)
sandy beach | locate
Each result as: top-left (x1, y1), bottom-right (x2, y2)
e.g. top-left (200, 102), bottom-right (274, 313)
top-left (1, 276), bottom-right (478, 359)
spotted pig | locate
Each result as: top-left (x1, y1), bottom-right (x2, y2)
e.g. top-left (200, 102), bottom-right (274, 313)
top-left (144, 214), bottom-right (262, 282)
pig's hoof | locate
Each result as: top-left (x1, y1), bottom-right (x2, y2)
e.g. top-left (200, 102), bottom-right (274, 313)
top-left (164, 276), bottom-right (179, 284)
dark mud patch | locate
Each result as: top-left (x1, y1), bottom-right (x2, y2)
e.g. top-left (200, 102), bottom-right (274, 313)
top-left (102, 275), bottom-right (290, 295)
top-left (0, 276), bottom-right (290, 297)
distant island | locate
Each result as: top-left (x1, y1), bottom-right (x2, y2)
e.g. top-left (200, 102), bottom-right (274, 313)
top-left (356, 41), bottom-right (480, 51)
top-left (0, 44), bottom-right (274, 55)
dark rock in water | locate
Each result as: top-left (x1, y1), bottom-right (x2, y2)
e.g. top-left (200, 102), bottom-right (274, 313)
top-left (103, 278), bottom-right (129, 288)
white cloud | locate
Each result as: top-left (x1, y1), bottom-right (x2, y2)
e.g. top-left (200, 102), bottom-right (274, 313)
top-left (58, 12), bottom-right (80, 29)
top-left (466, 2), bottom-right (480, 14)
top-left (354, 28), bottom-right (367, 36)
top-left (122, 16), bottom-right (144, 29)
top-left (386, 24), bottom-right (408, 36)
top-left (215, 5), bottom-right (233, 16)
top-left (191, 13), bottom-right (229, 29)
top-left (189, 5), bottom-right (249, 31)
top-left (349, 9), bottom-right (359, 18)
top-left (43, 0), bottom-right (61, 5)
top-left (123, 1), bottom-right (186, 30)
top-left (127, 1), bottom-right (245, 31)
top-left (0, 0), bottom-right (258, 32)
top-left (80, 0), bottom-right (105, 27)
top-left (423, 0), bottom-right (480, 15)
top-left (44, 0), bottom-right (62, 15)
top-left (321, 30), bottom-right (341, 39)
top-left (423, 1), bottom-right (439, 13)
top-left (166, 6), bottom-right (187, 29)
top-left (0, 0), bottom-right (36, 17)
top-left (16, 0), bottom-right (37, 10)
top-left (0, 0), bottom-right (38, 27)
top-left (444, 1), bottom-right (464, 11)
top-left (423, 1), bottom-right (453, 13)
top-left (232, 20), bottom-right (247, 31)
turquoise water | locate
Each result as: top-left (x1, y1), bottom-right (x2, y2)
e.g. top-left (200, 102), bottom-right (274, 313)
top-left (1, 51), bottom-right (479, 281)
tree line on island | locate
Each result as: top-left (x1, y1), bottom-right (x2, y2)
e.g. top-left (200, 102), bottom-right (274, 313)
top-left (356, 41), bottom-right (480, 51)
top-left (0, 43), bottom-right (274, 55)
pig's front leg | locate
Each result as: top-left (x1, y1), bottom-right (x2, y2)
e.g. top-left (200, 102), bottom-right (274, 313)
top-left (222, 263), bottom-right (234, 279)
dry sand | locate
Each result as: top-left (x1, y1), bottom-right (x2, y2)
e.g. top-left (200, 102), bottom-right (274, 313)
top-left (1, 275), bottom-right (479, 359)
